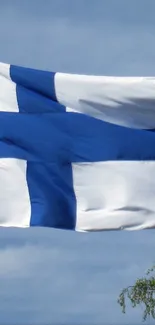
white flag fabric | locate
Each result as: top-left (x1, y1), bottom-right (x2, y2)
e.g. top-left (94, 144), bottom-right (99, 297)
top-left (1, 61), bottom-right (155, 231)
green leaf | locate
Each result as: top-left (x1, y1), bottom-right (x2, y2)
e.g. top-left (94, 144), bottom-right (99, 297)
top-left (118, 265), bottom-right (155, 321)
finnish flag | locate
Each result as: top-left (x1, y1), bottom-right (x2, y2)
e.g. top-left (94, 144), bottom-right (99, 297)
top-left (1, 61), bottom-right (155, 232)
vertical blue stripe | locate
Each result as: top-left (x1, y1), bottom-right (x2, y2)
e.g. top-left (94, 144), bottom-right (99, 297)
top-left (10, 64), bottom-right (57, 101)
top-left (16, 85), bottom-right (66, 114)
top-left (27, 161), bottom-right (76, 230)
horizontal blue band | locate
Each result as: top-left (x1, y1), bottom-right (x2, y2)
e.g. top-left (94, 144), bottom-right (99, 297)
top-left (0, 112), bottom-right (155, 163)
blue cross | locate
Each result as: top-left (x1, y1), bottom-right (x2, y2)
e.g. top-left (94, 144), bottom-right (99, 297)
top-left (1, 64), bottom-right (155, 230)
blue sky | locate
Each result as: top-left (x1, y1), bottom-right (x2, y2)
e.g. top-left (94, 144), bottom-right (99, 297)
top-left (0, 0), bottom-right (155, 324)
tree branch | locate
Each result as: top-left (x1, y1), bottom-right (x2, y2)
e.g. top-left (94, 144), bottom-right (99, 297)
top-left (118, 267), bottom-right (155, 321)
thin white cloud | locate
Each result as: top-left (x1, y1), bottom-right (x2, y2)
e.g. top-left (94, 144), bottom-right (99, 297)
top-left (0, 1), bottom-right (155, 75)
top-left (0, 228), bottom-right (154, 324)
